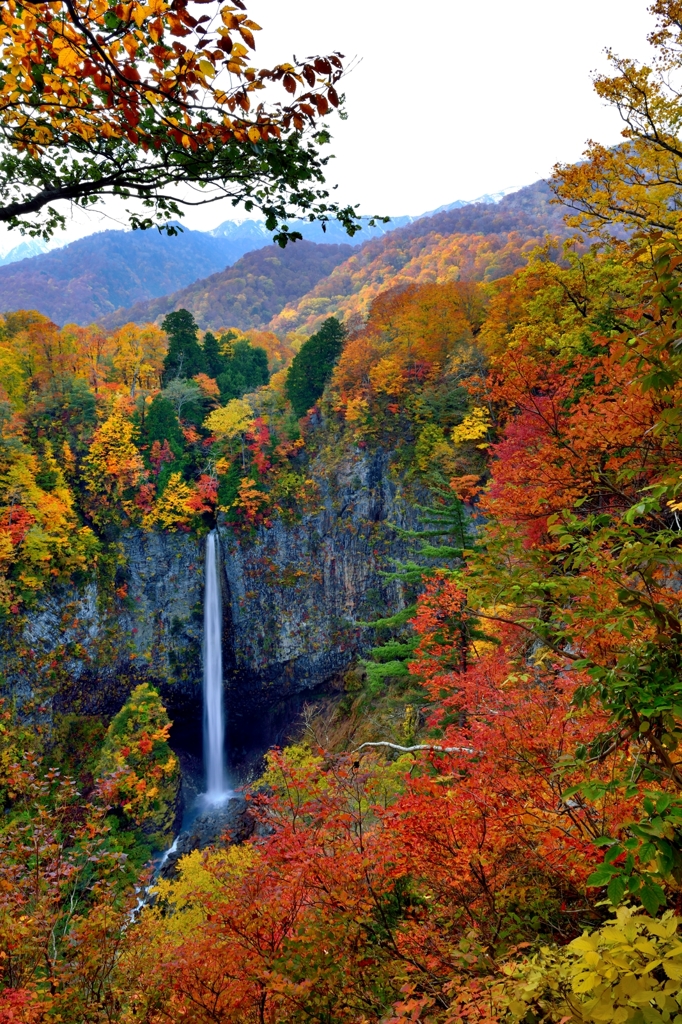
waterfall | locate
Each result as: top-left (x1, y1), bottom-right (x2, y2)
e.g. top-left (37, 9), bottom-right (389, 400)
top-left (203, 529), bottom-right (228, 800)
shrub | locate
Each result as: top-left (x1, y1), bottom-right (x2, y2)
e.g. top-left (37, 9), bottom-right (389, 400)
top-left (97, 683), bottom-right (180, 849)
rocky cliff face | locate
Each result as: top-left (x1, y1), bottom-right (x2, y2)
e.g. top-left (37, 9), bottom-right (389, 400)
top-left (218, 447), bottom-right (415, 769)
top-left (1, 530), bottom-right (205, 717)
top-left (1, 447), bottom-right (415, 775)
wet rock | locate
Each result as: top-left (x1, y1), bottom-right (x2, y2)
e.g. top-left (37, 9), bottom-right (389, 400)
top-left (157, 796), bottom-right (258, 879)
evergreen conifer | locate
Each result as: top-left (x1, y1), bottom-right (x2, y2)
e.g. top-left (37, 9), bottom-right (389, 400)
top-left (217, 340), bottom-right (269, 401)
top-left (161, 309), bottom-right (206, 384)
top-left (285, 317), bottom-right (345, 417)
top-left (145, 395), bottom-right (184, 456)
top-left (202, 331), bottom-right (228, 379)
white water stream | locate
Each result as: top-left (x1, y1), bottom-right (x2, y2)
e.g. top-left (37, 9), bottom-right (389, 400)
top-left (203, 529), bottom-right (228, 801)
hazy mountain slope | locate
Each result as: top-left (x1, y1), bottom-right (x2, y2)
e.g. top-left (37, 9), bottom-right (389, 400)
top-left (269, 181), bottom-right (570, 335)
top-left (99, 240), bottom-right (355, 332)
top-left (0, 215), bottom-right (411, 326)
top-left (0, 226), bottom-right (276, 325)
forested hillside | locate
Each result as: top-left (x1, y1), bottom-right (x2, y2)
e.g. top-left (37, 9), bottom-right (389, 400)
top-left (99, 180), bottom-right (564, 336)
top-left (5, 1), bottom-right (682, 1023)
top-left (0, 218), bottom-right (412, 328)
top-left (100, 240), bottom-right (356, 332)
top-left (270, 180), bottom-right (569, 333)
top-left (0, 225), bottom-right (270, 325)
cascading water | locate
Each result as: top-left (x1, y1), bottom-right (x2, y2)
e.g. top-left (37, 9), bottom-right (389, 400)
top-left (203, 529), bottom-right (228, 800)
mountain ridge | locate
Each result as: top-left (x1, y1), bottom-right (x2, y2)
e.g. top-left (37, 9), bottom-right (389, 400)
top-left (102, 180), bottom-right (566, 337)
top-left (97, 240), bottom-right (356, 333)
top-left (0, 215), bottom-right (413, 325)
top-left (0, 189), bottom-right (520, 325)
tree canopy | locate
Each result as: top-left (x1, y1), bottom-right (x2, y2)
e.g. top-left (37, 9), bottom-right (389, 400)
top-left (285, 316), bottom-right (345, 417)
top-left (161, 309), bottom-right (205, 383)
top-left (217, 337), bottom-right (269, 401)
top-left (0, 0), bottom-right (365, 241)
top-left (553, 0), bottom-right (682, 237)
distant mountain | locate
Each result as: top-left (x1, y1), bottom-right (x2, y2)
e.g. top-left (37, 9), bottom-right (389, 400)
top-left (0, 224), bottom-right (278, 325)
top-left (0, 215), bottom-right (412, 326)
top-left (98, 240), bottom-right (355, 333)
top-left (209, 215), bottom-right (413, 246)
top-left (420, 186), bottom-right (524, 218)
top-left (269, 180), bottom-right (571, 336)
top-left (0, 184), bottom-right (535, 327)
top-left (0, 239), bottom-right (49, 267)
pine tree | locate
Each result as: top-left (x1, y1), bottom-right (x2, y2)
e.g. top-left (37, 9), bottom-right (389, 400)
top-left (362, 489), bottom-right (479, 685)
top-left (285, 317), bottom-right (346, 417)
top-left (202, 331), bottom-right (227, 380)
top-left (217, 340), bottom-right (269, 401)
top-left (145, 395), bottom-right (184, 457)
top-left (161, 310), bottom-right (206, 384)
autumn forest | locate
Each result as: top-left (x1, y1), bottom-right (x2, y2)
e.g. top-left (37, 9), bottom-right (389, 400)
top-left (4, 0), bottom-right (682, 1022)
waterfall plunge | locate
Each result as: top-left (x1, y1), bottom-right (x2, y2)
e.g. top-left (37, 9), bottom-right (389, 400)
top-left (203, 530), bottom-right (228, 800)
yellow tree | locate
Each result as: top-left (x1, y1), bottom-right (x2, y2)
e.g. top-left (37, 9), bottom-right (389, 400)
top-left (60, 322), bottom-right (113, 392)
top-left (82, 404), bottom-right (145, 526)
top-left (0, 441), bottom-right (97, 612)
top-left (144, 471), bottom-right (194, 531)
top-left (112, 322), bottom-right (167, 393)
top-left (205, 397), bottom-right (254, 467)
top-left (553, 1), bottom-right (682, 236)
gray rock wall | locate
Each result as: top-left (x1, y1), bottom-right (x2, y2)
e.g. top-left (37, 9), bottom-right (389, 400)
top-left (219, 448), bottom-right (413, 713)
top-left (2, 448), bottom-right (415, 761)
top-left (1, 530), bottom-right (205, 716)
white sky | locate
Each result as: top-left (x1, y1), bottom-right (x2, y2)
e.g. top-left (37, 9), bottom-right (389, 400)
top-left (0, 0), bottom-right (657, 250)
top-left (238, 0), bottom-right (656, 219)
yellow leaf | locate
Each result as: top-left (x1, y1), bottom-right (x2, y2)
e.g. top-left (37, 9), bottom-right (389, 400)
top-left (132, 4), bottom-right (149, 27)
top-left (56, 44), bottom-right (81, 72)
top-left (572, 970), bottom-right (601, 993)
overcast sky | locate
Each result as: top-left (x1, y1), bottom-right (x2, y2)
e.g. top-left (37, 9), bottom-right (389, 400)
top-left (0, 0), bottom-right (658, 250)
top-left (240, 0), bottom-right (656, 219)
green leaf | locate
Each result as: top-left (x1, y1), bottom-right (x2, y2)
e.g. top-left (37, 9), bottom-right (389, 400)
top-left (587, 866), bottom-right (619, 886)
top-left (607, 874), bottom-right (627, 905)
top-left (640, 881), bottom-right (666, 917)
top-left (639, 842), bottom-right (657, 864)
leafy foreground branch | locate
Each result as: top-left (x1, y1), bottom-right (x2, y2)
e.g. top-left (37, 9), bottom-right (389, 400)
top-left (0, 0), bottom-right (369, 238)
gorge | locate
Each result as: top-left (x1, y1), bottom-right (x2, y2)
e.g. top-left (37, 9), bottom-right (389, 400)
top-left (0, 445), bottom-right (417, 798)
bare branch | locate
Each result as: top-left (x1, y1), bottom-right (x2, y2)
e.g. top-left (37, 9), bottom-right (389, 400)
top-left (354, 741), bottom-right (476, 756)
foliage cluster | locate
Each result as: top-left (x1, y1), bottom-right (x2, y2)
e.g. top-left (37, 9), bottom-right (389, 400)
top-left (97, 683), bottom-right (180, 848)
top-left (0, 303), bottom-right (321, 614)
top-left (10, 4), bottom-right (682, 1021)
top-left (0, 686), bottom-right (177, 1019)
